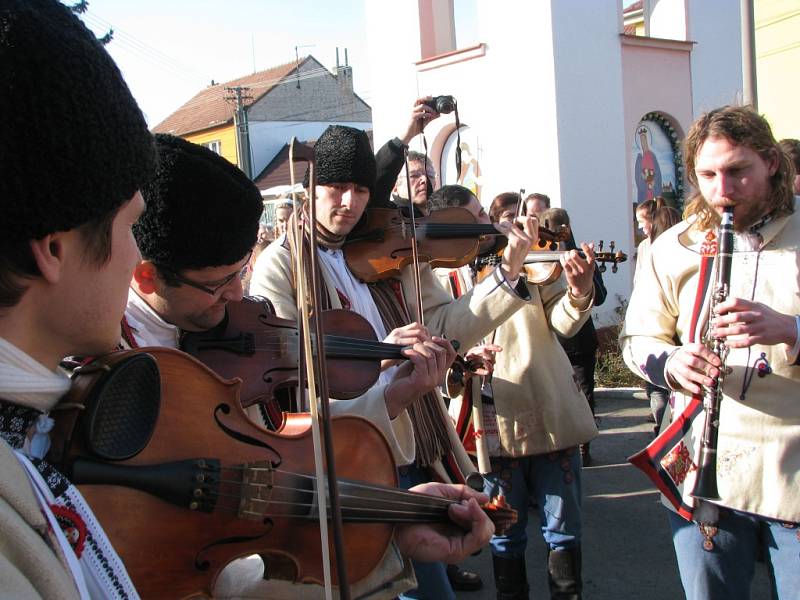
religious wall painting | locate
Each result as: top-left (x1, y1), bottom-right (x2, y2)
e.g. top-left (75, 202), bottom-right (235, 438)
top-left (441, 126), bottom-right (482, 201)
top-left (632, 112), bottom-right (684, 210)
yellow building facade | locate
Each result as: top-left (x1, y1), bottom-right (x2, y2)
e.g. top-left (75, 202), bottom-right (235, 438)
top-left (184, 124), bottom-right (238, 167)
top-left (756, 0), bottom-right (800, 139)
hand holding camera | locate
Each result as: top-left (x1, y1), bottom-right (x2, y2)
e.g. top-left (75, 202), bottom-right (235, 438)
top-left (400, 95), bottom-right (457, 144)
top-left (423, 95), bottom-right (456, 115)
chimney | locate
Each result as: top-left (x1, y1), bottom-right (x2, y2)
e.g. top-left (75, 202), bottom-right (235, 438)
top-left (336, 47), bottom-right (353, 95)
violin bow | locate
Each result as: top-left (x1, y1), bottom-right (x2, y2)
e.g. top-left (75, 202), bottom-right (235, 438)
top-left (289, 138), bottom-right (351, 600)
top-left (402, 148), bottom-right (426, 324)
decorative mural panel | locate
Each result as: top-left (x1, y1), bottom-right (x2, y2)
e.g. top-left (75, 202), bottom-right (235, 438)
top-left (631, 112), bottom-right (684, 210)
top-left (441, 126), bottom-right (483, 201)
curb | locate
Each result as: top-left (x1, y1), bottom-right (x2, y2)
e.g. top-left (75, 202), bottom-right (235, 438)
top-left (595, 387), bottom-right (648, 401)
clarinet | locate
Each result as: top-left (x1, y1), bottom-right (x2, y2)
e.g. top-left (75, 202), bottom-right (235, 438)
top-left (691, 206), bottom-right (734, 501)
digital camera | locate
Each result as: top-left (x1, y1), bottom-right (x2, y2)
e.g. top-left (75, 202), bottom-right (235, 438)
top-left (423, 95), bottom-right (456, 114)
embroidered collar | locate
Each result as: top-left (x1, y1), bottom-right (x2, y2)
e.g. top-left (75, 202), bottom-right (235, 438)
top-left (746, 211), bottom-right (774, 235)
top-left (0, 402), bottom-right (41, 449)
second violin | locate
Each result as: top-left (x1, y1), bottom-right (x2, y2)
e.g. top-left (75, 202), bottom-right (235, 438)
top-left (180, 297), bottom-right (408, 408)
top-left (344, 206), bottom-right (567, 282)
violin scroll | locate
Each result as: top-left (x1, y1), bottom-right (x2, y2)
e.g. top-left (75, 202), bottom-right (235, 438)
top-left (594, 240), bottom-right (627, 274)
top-left (482, 494), bottom-right (517, 536)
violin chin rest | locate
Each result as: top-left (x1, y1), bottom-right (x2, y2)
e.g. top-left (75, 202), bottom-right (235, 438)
top-left (81, 352), bottom-right (161, 461)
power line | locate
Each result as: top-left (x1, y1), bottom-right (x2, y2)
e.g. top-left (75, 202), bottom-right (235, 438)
top-left (155, 66), bottom-right (351, 118)
top-left (83, 11), bottom-right (211, 85)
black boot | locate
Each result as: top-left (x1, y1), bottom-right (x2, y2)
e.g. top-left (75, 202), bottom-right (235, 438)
top-left (492, 554), bottom-right (529, 600)
top-left (547, 547), bottom-right (582, 600)
top-left (446, 563), bottom-right (483, 591)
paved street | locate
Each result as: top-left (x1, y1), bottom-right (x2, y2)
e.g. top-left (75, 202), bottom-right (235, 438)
top-left (457, 389), bottom-right (772, 599)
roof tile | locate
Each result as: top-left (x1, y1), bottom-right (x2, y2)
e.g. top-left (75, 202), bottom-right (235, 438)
top-left (153, 58), bottom-right (303, 136)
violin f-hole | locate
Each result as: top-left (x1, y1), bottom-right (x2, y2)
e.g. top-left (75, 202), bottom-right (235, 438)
top-left (213, 403), bottom-right (282, 468)
top-left (194, 529), bottom-right (272, 572)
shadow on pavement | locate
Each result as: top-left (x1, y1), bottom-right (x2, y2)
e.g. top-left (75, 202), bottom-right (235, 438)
top-left (456, 389), bottom-right (772, 599)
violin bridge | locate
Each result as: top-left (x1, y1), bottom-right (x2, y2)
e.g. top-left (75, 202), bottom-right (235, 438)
top-left (238, 460), bottom-right (275, 521)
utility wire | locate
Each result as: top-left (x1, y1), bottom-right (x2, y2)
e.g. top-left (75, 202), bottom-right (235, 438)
top-left (156, 66), bottom-right (360, 119)
top-left (83, 11), bottom-right (211, 84)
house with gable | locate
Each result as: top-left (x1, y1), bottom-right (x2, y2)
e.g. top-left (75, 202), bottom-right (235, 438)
top-left (153, 54), bottom-right (371, 180)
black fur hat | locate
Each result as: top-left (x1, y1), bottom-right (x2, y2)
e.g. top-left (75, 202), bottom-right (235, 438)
top-left (135, 135), bottom-right (263, 270)
top-left (306, 125), bottom-right (375, 195)
top-left (0, 0), bottom-right (155, 245)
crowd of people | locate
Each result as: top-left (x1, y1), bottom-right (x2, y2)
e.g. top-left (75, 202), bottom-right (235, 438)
top-left (1, 2), bottom-right (798, 600)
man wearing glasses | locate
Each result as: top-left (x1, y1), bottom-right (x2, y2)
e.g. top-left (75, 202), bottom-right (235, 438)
top-left (123, 134), bottom-right (262, 348)
top-left (121, 132), bottom-right (494, 599)
top-left (391, 150), bottom-right (438, 216)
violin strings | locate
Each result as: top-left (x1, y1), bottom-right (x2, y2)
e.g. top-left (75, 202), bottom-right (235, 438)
top-left (206, 491), bottom-right (452, 521)
top-left (221, 463), bottom-right (450, 497)
top-left (212, 477), bottom-right (455, 512)
top-left (217, 465), bottom-right (456, 505)
top-left (220, 336), bottom-right (406, 356)
top-left (213, 487), bottom-right (451, 516)
top-left (353, 222), bottom-right (499, 237)
top-left (206, 487), bottom-right (514, 525)
top-left (523, 250), bottom-right (618, 263)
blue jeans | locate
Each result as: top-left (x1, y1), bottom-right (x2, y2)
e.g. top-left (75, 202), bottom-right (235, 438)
top-left (669, 509), bottom-right (800, 600)
top-left (646, 382), bottom-right (670, 435)
top-left (483, 450), bottom-right (583, 558)
top-left (397, 463), bottom-right (455, 600)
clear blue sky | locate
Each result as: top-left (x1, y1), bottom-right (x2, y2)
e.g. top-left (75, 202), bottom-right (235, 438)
top-left (81, 0), bottom-right (373, 127)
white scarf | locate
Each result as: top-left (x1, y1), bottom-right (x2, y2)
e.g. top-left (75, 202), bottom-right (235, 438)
top-left (0, 338), bottom-right (139, 599)
top-left (317, 247), bottom-right (396, 387)
top-left (0, 337), bottom-right (70, 411)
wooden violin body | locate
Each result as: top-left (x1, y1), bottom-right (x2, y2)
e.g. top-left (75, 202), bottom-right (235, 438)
top-left (522, 244), bottom-right (628, 285)
top-left (53, 348), bottom-right (396, 598)
top-left (51, 348), bottom-right (517, 599)
top-left (344, 207), bottom-right (492, 282)
top-left (181, 298), bottom-right (405, 408)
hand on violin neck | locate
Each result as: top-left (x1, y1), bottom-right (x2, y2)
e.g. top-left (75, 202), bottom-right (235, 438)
top-left (499, 215), bottom-right (539, 281)
top-left (383, 322), bottom-right (431, 348)
top-left (562, 241), bottom-right (596, 298)
top-left (381, 322), bottom-right (432, 370)
top-left (395, 483), bottom-right (493, 563)
top-left (383, 337), bottom-right (456, 418)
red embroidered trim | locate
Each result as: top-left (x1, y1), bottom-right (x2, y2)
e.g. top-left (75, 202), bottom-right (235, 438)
top-left (50, 504), bottom-right (87, 558)
top-left (661, 441), bottom-right (698, 486)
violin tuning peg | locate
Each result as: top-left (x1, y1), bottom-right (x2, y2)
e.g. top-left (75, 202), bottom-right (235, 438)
top-left (599, 264), bottom-right (607, 273)
top-left (612, 263), bottom-right (618, 273)
top-left (597, 240), bottom-right (604, 252)
top-left (609, 240), bottom-right (616, 252)
top-left (549, 242), bottom-right (557, 251)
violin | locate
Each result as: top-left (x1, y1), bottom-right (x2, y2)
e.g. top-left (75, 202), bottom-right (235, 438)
top-left (49, 348), bottom-right (517, 599)
top-left (522, 240), bottom-right (628, 286)
top-left (343, 206), bottom-right (568, 283)
top-left (180, 297), bottom-right (408, 408)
